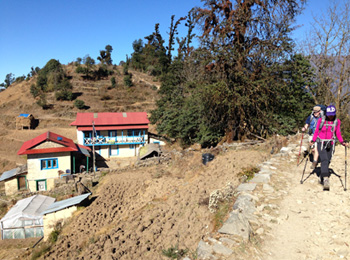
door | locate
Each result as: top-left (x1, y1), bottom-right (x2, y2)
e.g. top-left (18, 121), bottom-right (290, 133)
top-left (36, 180), bottom-right (46, 191)
top-left (17, 176), bottom-right (26, 190)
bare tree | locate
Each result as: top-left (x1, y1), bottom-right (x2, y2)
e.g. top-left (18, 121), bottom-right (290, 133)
top-left (300, 0), bottom-right (350, 118)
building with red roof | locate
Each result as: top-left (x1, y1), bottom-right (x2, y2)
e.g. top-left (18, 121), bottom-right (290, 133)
top-left (17, 131), bottom-right (90, 192)
top-left (70, 112), bottom-right (150, 158)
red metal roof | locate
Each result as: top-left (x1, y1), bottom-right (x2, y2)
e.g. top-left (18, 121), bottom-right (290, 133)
top-left (77, 125), bottom-right (148, 131)
top-left (17, 131), bottom-right (91, 155)
top-left (70, 112), bottom-right (149, 126)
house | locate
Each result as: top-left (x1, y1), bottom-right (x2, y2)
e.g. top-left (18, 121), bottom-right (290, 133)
top-left (0, 165), bottom-right (27, 195)
top-left (41, 193), bottom-right (91, 241)
top-left (17, 131), bottom-right (91, 192)
top-left (70, 112), bottom-right (150, 158)
top-left (0, 194), bottom-right (55, 239)
top-left (16, 113), bottom-right (35, 130)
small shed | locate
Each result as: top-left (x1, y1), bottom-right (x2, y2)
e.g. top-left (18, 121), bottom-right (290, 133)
top-left (0, 165), bottom-right (28, 195)
top-left (42, 193), bottom-right (91, 241)
top-left (16, 113), bottom-right (35, 130)
top-left (138, 143), bottom-right (161, 160)
top-left (0, 194), bottom-right (55, 239)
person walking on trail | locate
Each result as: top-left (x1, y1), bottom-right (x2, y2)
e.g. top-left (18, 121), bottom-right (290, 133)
top-left (302, 105), bottom-right (323, 169)
top-left (310, 105), bottom-right (349, 190)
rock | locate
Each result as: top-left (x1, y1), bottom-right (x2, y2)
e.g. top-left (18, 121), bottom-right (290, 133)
top-left (233, 195), bottom-right (256, 219)
top-left (256, 228), bottom-right (264, 235)
top-left (212, 243), bottom-right (233, 256)
top-left (218, 211), bottom-right (251, 241)
top-left (219, 237), bottom-right (239, 247)
top-left (236, 183), bottom-right (257, 192)
top-left (197, 240), bottom-right (217, 260)
top-left (263, 184), bottom-right (274, 192)
top-left (249, 174), bottom-right (271, 183)
top-left (280, 147), bottom-right (293, 153)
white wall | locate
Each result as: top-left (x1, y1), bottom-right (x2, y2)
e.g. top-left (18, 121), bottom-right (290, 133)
top-left (27, 152), bottom-right (71, 191)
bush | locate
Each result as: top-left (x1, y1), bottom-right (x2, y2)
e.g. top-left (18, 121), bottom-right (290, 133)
top-left (30, 84), bottom-right (39, 97)
top-left (162, 244), bottom-right (188, 259)
top-left (75, 66), bottom-right (87, 74)
top-left (110, 77), bottom-right (116, 88)
top-left (124, 74), bottom-right (132, 87)
top-left (55, 90), bottom-right (73, 101)
top-left (74, 99), bottom-right (85, 109)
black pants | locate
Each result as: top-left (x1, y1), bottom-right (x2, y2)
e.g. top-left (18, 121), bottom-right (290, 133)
top-left (317, 142), bottom-right (333, 178)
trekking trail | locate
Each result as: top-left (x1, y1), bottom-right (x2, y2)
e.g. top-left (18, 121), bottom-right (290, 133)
top-left (258, 135), bottom-right (350, 260)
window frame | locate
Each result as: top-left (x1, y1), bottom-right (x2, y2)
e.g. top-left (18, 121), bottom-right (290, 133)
top-left (40, 158), bottom-right (58, 170)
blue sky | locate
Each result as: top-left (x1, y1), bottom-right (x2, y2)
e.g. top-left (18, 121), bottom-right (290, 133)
top-left (0, 0), bottom-right (332, 83)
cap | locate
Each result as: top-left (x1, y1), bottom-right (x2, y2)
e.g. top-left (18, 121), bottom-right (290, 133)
top-left (313, 106), bottom-right (321, 113)
top-left (326, 105), bottom-right (336, 116)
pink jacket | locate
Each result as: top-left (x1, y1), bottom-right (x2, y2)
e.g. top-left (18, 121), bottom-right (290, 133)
top-left (312, 118), bottom-right (344, 144)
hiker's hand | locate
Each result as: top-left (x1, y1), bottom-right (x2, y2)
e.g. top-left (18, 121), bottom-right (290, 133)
top-left (343, 142), bottom-right (349, 147)
top-left (302, 127), bottom-right (306, 132)
top-left (309, 141), bottom-right (314, 146)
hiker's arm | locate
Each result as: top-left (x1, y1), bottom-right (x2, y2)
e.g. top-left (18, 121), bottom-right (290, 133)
top-left (302, 124), bottom-right (309, 132)
top-left (302, 116), bottom-right (311, 132)
top-left (336, 119), bottom-right (345, 144)
top-left (312, 119), bottom-right (322, 143)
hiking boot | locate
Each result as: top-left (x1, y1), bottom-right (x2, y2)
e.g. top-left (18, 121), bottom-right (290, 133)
top-left (310, 161), bottom-right (317, 169)
top-left (323, 177), bottom-right (330, 191)
top-left (319, 177), bottom-right (324, 185)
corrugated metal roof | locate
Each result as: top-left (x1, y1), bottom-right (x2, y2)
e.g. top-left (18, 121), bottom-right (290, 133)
top-left (77, 145), bottom-right (91, 157)
top-left (17, 131), bottom-right (90, 156)
top-left (70, 112), bottom-right (149, 126)
top-left (41, 193), bottom-right (91, 215)
top-left (77, 125), bottom-right (148, 131)
top-left (0, 165), bottom-right (27, 182)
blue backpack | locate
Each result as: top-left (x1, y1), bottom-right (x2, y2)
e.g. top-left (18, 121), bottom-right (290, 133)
top-left (308, 104), bottom-right (327, 135)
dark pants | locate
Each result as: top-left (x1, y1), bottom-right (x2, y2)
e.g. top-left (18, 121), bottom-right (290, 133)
top-left (317, 142), bottom-right (333, 178)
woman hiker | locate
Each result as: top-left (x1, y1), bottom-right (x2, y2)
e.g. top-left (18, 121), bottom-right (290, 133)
top-left (310, 105), bottom-right (349, 190)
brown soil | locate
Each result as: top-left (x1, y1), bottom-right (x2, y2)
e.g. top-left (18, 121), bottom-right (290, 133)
top-left (29, 144), bottom-right (270, 260)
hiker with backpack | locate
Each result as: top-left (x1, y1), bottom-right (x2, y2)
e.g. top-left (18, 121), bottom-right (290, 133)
top-left (302, 105), bottom-right (325, 169)
top-left (310, 105), bottom-right (349, 190)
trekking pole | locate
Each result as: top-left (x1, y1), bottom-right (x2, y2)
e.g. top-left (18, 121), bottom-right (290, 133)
top-left (345, 145), bottom-right (347, 191)
top-left (297, 132), bottom-right (304, 165)
top-left (300, 145), bottom-right (310, 184)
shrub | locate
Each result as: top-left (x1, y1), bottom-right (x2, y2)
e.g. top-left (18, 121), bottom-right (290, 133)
top-left (162, 244), bottom-right (188, 259)
top-left (75, 66), bottom-right (87, 74)
top-left (55, 90), bottom-right (73, 101)
top-left (237, 166), bottom-right (260, 182)
top-left (110, 77), bottom-right (116, 88)
top-left (74, 99), bottom-right (85, 109)
top-left (30, 84), bottom-right (39, 97)
top-left (124, 74), bottom-right (132, 87)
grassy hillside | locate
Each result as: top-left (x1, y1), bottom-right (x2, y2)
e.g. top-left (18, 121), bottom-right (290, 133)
top-left (0, 64), bottom-right (160, 172)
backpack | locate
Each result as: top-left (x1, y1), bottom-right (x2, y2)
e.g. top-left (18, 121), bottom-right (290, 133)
top-left (317, 118), bottom-right (339, 153)
top-left (308, 104), bottom-right (327, 135)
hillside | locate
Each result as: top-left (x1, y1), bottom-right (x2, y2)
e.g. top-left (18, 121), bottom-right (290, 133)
top-left (0, 64), bottom-right (160, 172)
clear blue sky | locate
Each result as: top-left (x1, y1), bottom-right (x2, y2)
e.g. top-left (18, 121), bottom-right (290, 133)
top-left (0, 0), bottom-right (332, 83)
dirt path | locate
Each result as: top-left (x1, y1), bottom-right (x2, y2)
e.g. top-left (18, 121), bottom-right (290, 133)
top-left (258, 144), bottom-right (350, 260)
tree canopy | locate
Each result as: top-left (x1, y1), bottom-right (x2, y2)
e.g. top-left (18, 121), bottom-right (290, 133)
top-left (147, 0), bottom-right (314, 146)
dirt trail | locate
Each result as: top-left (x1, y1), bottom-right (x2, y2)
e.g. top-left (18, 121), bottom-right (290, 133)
top-left (258, 143), bottom-right (350, 260)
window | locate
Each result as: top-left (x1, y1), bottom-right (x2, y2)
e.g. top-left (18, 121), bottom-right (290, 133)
top-left (84, 131), bottom-right (92, 138)
top-left (41, 159), bottom-right (58, 170)
top-left (127, 129), bottom-right (141, 136)
top-left (109, 130), bottom-right (117, 137)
